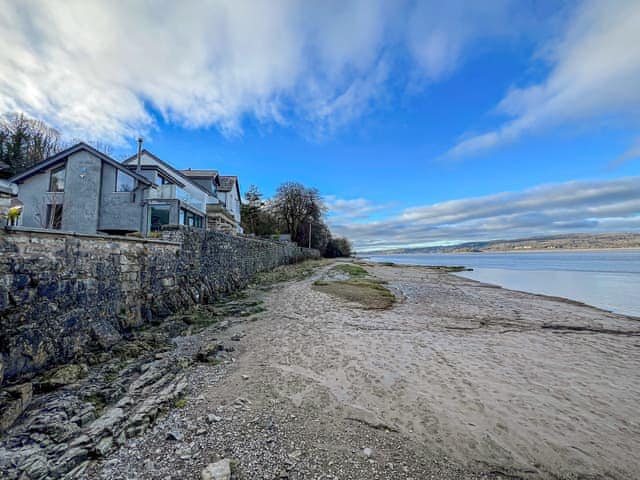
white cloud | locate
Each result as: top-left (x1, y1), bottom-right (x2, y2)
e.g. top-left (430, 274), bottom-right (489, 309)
top-left (448, 0), bottom-right (640, 157)
top-left (0, 0), bottom-right (527, 144)
top-left (329, 177), bottom-right (640, 250)
top-left (325, 195), bottom-right (395, 222)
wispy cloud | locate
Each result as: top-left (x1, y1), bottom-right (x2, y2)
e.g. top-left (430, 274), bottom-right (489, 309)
top-left (448, 0), bottom-right (640, 158)
top-left (609, 137), bottom-right (640, 169)
top-left (329, 177), bottom-right (640, 250)
top-left (0, 0), bottom-right (529, 144)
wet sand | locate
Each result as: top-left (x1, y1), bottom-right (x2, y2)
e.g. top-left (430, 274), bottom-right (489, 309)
top-left (92, 261), bottom-right (640, 479)
top-left (250, 262), bottom-right (640, 478)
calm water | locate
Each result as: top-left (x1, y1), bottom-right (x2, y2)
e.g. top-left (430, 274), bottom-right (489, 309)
top-left (366, 250), bottom-right (640, 317)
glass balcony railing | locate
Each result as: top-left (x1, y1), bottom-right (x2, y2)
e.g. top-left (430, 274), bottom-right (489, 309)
top-left (147, 184), bottom-right (206, 213)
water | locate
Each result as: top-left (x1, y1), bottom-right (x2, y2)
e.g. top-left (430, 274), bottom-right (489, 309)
top-left (366, 250), bottom-right (640, 317)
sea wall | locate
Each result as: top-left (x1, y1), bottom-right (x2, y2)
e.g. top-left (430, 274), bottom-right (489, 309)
top-left (0, 227), bottom-right (318, 386)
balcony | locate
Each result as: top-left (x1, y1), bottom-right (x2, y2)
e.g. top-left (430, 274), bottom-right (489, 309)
top-left (147, 184), bottom-right (206, 213)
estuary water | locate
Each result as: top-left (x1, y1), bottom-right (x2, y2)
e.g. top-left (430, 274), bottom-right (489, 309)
top-left (366, 250), bottom-right (640, 317)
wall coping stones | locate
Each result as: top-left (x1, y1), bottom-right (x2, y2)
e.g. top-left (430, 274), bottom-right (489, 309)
top-left (3, 226), bottom-right (180, 246)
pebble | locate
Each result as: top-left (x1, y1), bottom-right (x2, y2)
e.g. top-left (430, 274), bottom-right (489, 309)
top-left (201, 458), bottom-right (231, 480)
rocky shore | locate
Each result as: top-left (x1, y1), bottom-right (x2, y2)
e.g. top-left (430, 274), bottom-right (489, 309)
top-left (2, 260), bottom-right (639, 479)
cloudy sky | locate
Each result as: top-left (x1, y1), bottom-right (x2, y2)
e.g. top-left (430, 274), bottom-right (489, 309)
top-left (1, 0), bottom-right (639, 250)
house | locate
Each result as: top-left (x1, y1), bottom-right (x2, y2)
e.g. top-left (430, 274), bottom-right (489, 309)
top-left (10, 143), bottom-right (153, 234)
top-left (217, 176), bottom-right (242, 232)
top-left (121, 150), bottom-right (209, 231)
top-left (180, 169), bottom-right (243, 233)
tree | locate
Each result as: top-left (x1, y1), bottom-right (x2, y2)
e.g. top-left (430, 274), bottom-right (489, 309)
top-left (0, 113), bottom-right (62, 175)
top-left (241, 185), bottom-right (263, 234)
top-left (272, 182), bottom-right (326, 246)
top-left (296, 219), bottom-right (331, 253)
top-left (325, 237), bottom-right (352, 258)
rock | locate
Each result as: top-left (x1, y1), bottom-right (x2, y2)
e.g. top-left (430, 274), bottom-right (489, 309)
top-left (195, 342), bottom-right (225, 363)
top-left (89, 320), bottom-right (122, 350)
top-left (241, 374), bottom-right (249, 380)
top-left (39, 364), bottom-right (88, 391)
top-left (363, 447), bottom-right (374, 458)
top-left (230, 334), bottom-right (241, 341)
top-left (207, 413), bottom-right (223, 423)
top-left (167, 430), bottom-right (183, 441)
top-left (201, 458), bottom-right (231, 480)
top-left (288, 449), bottom-right (302, 460)
top-left (94, 436), bottom-right (114, 456)
top-left (0, 382), bottom-right (32, 431)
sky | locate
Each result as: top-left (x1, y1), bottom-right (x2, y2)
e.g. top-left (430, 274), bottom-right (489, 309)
top-left (1, 0), bottom-right (639, 251)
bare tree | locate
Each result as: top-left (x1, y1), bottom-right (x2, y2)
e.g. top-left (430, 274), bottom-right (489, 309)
top-left (0, 113), bottom-right (62, 175)
top-left (272, 182), bottom-right (326, 244)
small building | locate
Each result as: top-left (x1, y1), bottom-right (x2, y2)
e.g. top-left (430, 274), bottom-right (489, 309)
top-left (10, 143), bottom-right (153, 235)
top-left (122, 150), bottom-right (209, 231)
top-left (180, 169), bottom-right (242, 233)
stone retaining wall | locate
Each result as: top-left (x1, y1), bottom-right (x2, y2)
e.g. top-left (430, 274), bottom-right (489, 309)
top-left (0, 227), bottom-right (318, 386)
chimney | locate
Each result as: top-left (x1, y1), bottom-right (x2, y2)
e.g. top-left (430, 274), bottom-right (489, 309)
top-left (136, 137), bottom-right (143, 173)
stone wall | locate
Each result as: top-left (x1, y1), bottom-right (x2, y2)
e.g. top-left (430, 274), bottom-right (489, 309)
top-left (0, 226), bottom-right (318, 386)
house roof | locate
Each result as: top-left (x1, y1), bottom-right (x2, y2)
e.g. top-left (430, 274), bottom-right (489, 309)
top-left (122, 149), bottom-right (212, 196)
top-left (9, 142), bottom-right (153, 186)
top-left (124, 164), bottom-right (186, 188)
top-left (218, 175), bottom-right (238, 192)
top-left (0, 178), bottom-right (17, 196)
top-left (180, 169), bottom-right (219, 179)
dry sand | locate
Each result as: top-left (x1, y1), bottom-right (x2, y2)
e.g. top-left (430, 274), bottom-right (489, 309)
top-left (92, 261), bottom-right (640, 479)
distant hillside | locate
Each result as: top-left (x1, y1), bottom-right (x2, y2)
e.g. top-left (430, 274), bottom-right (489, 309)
top-left (367, 233), bottom-right (640, 255)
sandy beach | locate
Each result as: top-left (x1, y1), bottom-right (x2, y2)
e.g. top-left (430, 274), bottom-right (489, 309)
top-left (89, 261), bottom-right (640, 479)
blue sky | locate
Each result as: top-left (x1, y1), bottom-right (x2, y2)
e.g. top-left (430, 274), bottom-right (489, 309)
top-left (1, 0), bottom-right (639, 250)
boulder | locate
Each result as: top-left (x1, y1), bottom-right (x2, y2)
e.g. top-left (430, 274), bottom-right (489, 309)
top-left (0, 382), bottom-right (32, 431)
top-left (201, 459), bottom-right (231, 480)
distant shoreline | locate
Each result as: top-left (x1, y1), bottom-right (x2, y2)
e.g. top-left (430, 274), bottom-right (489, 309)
top-left (362, 246), bottom-right (640, 256)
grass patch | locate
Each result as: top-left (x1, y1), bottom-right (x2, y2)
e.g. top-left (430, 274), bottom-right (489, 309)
top-left (313, 278), bottom-right (395, 310)
top-left (174, 398), bottom-right (188, 408)
top-left (252, 259), bottom-right (327, 285)
top-left (331, 264), bottom-right (368, 277)
top-left (84, 393), bottom-right (107, 415)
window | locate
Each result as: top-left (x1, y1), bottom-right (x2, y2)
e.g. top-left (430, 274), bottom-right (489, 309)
top-left (116, 170), bottom-right (135, 192)
top-left (46, 204), bottom-right (63, 229)
top-left (179, 208), bottom-right (204, 228)
top-left (49, 165), bottom-right (66, 192)
top-left (155, 174), bottom-right (171, 186)
top-left (149, 204), bottom-right (171, 231)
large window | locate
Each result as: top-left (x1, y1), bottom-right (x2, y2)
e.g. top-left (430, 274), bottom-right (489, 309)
top-left (149, 204), bottom-right (171, 231)
top-left (180, 208), bottom-right (204, 228)
top-left (49, 165), bottom-right (66, 192)
top-left (46, 204), bottom-right (63, 229)
top-left (116, 170), bottom-right (135, 192)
